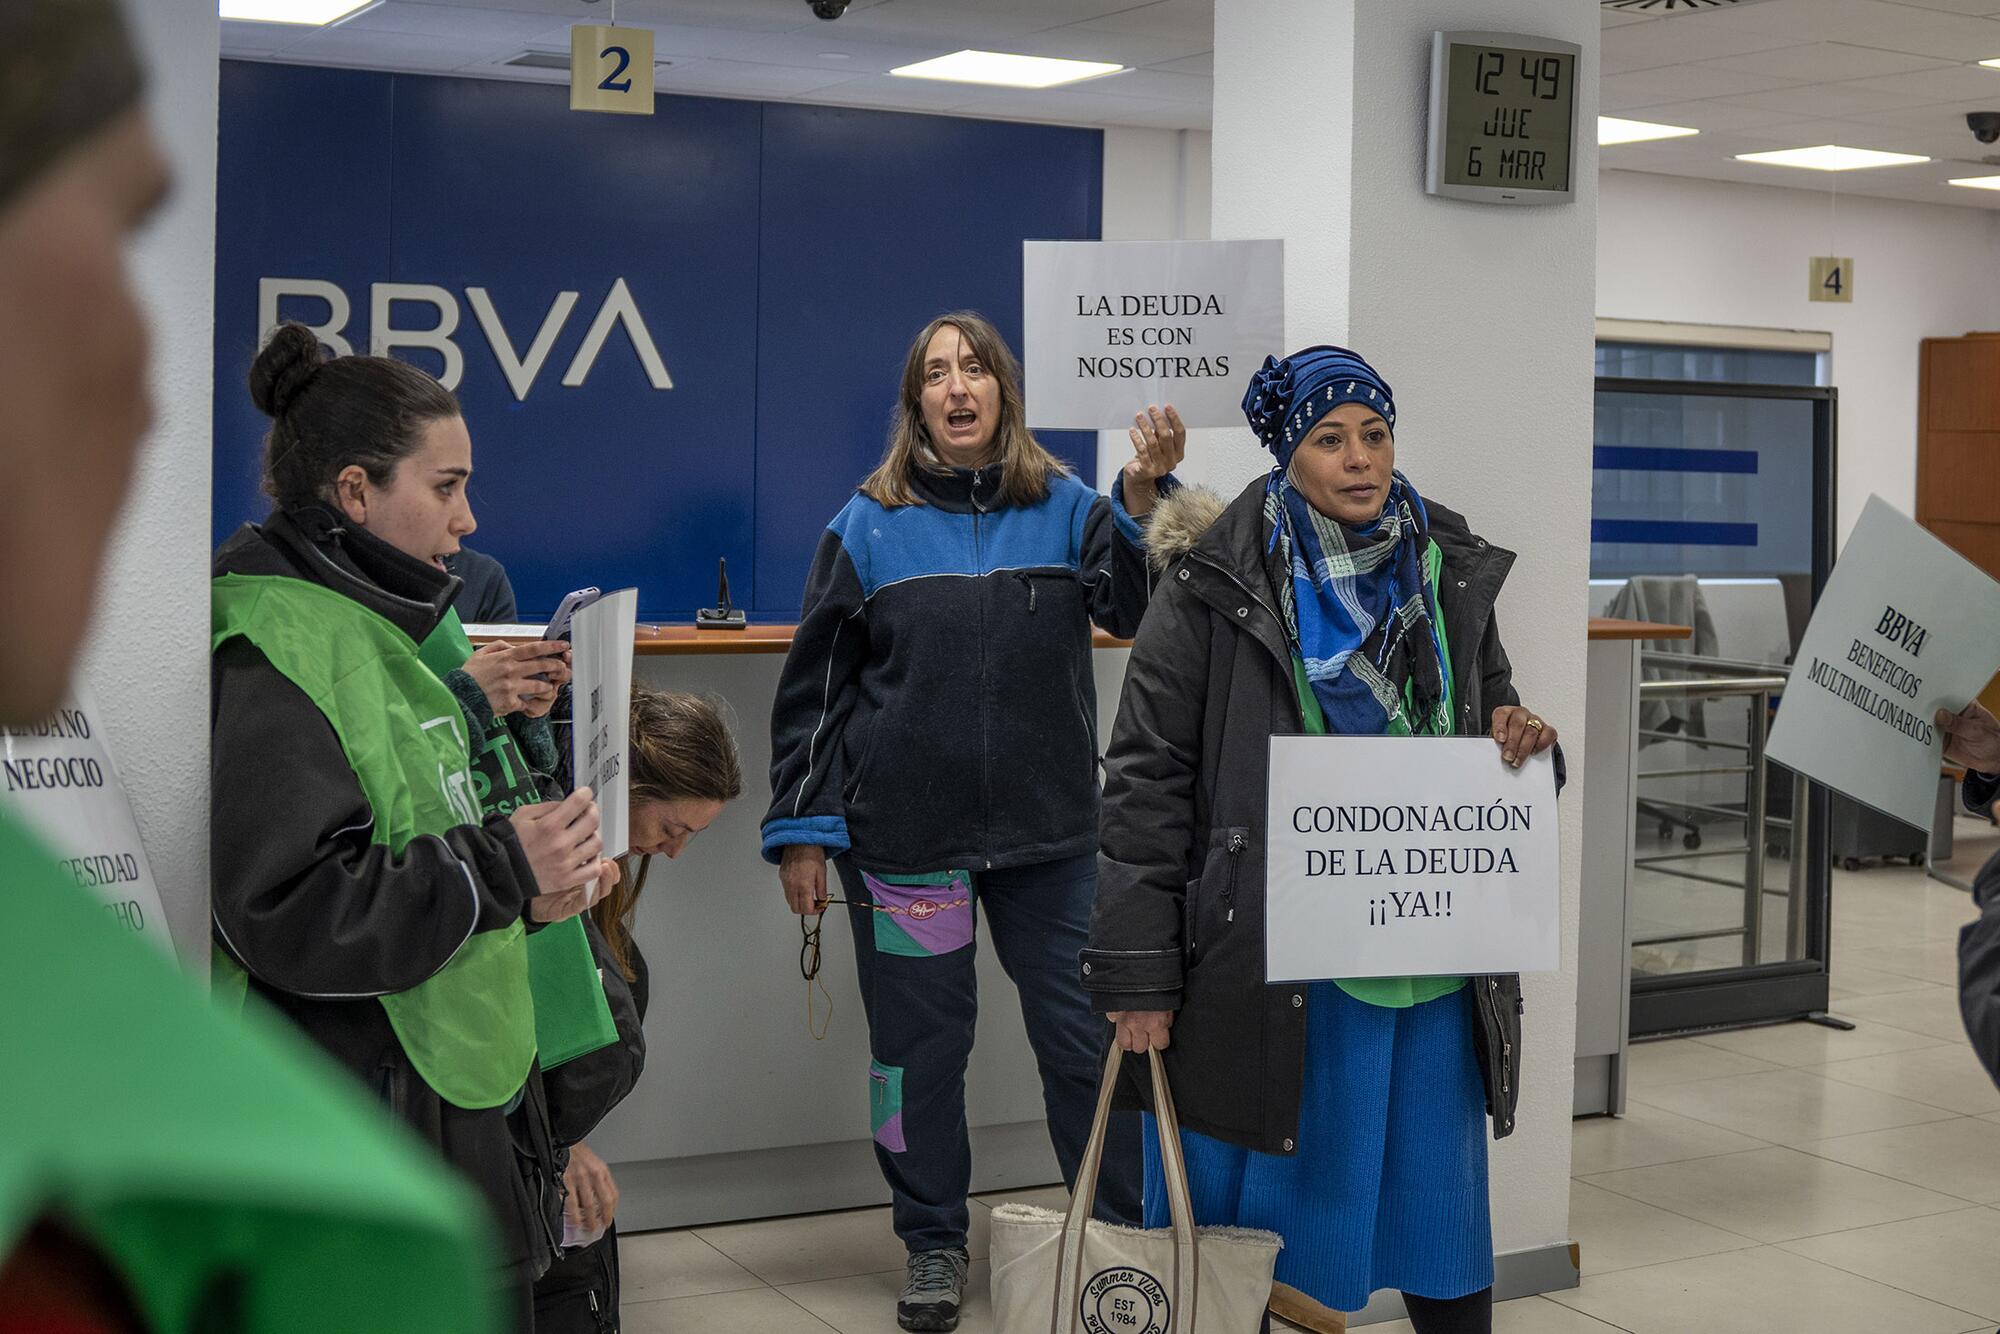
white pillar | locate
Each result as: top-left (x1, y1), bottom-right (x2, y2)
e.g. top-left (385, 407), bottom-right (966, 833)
top-left (79, 0), bottom-right (219, 966)
top-left (1210, 0), bottom-right (1599, 1310)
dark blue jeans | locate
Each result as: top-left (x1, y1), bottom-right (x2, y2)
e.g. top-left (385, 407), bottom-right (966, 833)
top-left (836, 852), bottom-right (1143, 1253)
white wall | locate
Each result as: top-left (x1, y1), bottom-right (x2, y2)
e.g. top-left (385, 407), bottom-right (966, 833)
top-left (80, 0), bottom-right (219, 965)
top-left (1599, 170), bottom-right (2000, 546)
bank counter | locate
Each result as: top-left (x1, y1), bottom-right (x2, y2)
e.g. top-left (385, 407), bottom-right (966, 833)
top-left (462, 620), bottom-right (1136, 1232)
top-left (467, 617), bottom-right (1682, 1230)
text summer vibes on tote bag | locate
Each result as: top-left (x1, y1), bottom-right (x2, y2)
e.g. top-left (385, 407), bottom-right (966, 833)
top-left (991, 1047), bottom-right (1282, 1334)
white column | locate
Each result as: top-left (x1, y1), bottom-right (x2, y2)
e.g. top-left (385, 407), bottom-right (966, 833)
top-left (79, 0), bottom-right (219, 967)
top-left (1210, 0), bottom-right (1599, 1303)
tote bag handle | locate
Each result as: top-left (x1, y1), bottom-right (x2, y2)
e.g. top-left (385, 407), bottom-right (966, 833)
top-left (1048, 1045), bottom-right (1199, 1333)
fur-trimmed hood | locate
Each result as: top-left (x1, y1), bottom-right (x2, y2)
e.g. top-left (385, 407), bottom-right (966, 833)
top-left (1143, 477), bottom-right (1512, 589)
top-left (1143, 484), bottom-right (1231, 573)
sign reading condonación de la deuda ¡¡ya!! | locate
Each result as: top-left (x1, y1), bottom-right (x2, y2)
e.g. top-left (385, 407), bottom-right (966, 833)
top-left (1767, 495), bottom-right (2000, 835)
top-left (1264, 736), bottom-right (1561, 981)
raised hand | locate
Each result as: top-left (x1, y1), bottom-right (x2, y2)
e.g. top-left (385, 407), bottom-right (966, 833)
top-left (1121, 404), bottom-right (1187, 516)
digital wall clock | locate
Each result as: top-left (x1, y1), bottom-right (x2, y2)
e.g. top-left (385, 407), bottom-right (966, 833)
top-left (1425, 30), bottom-right (1582, 205)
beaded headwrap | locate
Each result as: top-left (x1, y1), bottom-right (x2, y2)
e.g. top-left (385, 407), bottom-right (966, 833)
top-left (1240, 345), bottom-right (1396, 468)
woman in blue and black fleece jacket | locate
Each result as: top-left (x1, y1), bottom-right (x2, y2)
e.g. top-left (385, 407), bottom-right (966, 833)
top-left (762, 310), bottom-right (1183, 1334)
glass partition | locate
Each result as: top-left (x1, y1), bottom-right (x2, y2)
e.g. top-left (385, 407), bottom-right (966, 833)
top-left (1591, 373), bottom-right (1836, 1036)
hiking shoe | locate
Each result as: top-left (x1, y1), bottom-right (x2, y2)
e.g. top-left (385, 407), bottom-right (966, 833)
top-left (897, 1246), bottom-right (970, 1332)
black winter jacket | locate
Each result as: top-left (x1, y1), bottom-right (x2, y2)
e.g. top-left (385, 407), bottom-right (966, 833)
top-left (1960, 849), bottom-right (2000, 1089)
top-left (211, 506), bottom-right (560, 1275)
top-left (762, 463), bottom-right (1167, 874)
top-left (1081, 480), bottom-right (1561, 1154)
top-left (544, 914), bottom-right (649, 1150)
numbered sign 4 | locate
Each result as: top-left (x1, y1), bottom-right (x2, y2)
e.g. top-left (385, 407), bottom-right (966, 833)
top-left (571, 24), bottom-right (653, 116)
top-left (1810, 256), bottom-right (1853, 304)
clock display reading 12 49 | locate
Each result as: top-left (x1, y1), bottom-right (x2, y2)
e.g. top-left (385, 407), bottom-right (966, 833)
top-left (1425, 30), bottom-right (1582, 206)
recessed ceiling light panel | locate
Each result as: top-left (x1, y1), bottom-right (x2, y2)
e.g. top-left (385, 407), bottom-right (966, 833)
top-left (1599, 116), bottom-right (1699, 146)
top-left (220, 0), bottom-right (376, 23)
top-left (889, 50), bottom-right (1125, 89)
top-left (1948, 174), bottom-right (2000, 190)
top-left (1734, 144), bottom-right (1930, 171)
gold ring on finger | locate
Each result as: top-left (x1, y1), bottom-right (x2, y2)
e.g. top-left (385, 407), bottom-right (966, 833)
top-left (1524, 718), bottom-right (1544, 732)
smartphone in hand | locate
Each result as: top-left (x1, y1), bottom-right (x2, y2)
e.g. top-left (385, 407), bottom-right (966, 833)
top-left (531, 587), bottom-right (600, 683)
top-left (543, 587), bottom-right (602, 643)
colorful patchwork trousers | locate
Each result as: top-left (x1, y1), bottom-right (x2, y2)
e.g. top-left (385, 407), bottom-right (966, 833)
top-left (834, 851), bottom-right (1143, 1253)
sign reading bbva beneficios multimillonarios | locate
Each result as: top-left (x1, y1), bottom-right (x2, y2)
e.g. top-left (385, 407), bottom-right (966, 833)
top-left (1767, 495), bottom-right (2000, 834)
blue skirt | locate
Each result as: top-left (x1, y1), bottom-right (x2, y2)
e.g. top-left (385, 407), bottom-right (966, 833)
top-left (1141, 982), bottom-right (1492, 1312)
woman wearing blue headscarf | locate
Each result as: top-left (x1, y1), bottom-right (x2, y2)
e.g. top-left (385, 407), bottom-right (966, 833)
top-left (1081, 347), bottom-right (1561, 1334)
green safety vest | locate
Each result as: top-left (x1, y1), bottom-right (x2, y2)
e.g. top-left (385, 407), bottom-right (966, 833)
top-left (416, 608), bottom-right (548, 818)
top-left (212, 573), bottom-right (536, 1109)
top-left (415, 608), bottom-right (619, 1070)
top-left (0, 813), bottom-right (494, 1333)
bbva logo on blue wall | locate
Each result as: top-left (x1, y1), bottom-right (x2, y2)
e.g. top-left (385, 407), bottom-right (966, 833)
top-left (258, 278), bottom-right (671, 401)
top-left (215, 61), bottom-right (1103, 619)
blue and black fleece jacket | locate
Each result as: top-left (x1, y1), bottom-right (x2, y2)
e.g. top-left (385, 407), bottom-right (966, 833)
top-left (762, 461), bottom-right (1175, 876)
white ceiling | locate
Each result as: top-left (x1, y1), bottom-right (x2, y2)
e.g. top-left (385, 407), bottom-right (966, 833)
top-left (221, 0), bottom-right (2000, 209)
top-left (220, 0), bottom-right (1216, 130)
top-left (1602, 0), bottom-right (2000, 210)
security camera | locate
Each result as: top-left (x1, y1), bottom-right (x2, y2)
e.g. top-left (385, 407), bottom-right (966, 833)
top-left (809, 0), bottom-right (850, 18)
top-left (1970, 112), bottom-right (2000, 145)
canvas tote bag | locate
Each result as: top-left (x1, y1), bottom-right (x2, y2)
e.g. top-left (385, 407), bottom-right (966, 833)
top-left (990, 1046), bottom-right (1282, 1334)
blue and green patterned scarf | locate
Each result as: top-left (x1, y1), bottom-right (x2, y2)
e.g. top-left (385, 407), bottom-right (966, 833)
top-left (1265, 467), bottom-right (1452, 738)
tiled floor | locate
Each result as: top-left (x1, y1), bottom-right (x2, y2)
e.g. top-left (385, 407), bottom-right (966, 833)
top-left (615, 845), bottom-right (2000, 1332)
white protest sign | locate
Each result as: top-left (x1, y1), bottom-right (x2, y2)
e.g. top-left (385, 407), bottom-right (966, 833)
top-left (1022, 239), bottom-right (1284, 430)
top-left (571, 588), bottom-right (638, 858)
top-left (0, 685), bottom-right (174, 956)
top-left (1265, 736), bottom-right (1560, 981)
top-left (1767, 495), bottom-right (2000, 834)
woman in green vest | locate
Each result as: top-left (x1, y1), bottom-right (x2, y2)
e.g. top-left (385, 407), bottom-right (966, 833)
top-left (211, 322), bottom-right (621, 1328)
top-left (3, 7), bottom-right (533, 1331)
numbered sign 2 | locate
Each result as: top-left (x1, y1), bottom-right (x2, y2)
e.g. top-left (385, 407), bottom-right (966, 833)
top-left (1810, 255), bottom-right (1853, 304)
top-left (570, 24), bottom-right (654, 116)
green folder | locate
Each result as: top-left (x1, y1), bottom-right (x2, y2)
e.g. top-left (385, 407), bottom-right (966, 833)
top-left (526, 915), bottom-right (619, 1069)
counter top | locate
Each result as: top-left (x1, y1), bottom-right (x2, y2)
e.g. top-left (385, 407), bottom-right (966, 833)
top-left (472, 616), bottom-right (1692, 654)
top-left (466, 622), bottom-right (1135, 655)
top-left (1587, 618), bottom-right (1693, 642)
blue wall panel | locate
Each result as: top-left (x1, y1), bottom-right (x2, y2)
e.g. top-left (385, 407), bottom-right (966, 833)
top-left (214, 63), bottom-right (1102, 621)
top-left (214, 64), bottom-right (395, 543)
top-left (752, 103), bottom-right (1101, 618)
top-left (384, 75), bottom-right (763, 619)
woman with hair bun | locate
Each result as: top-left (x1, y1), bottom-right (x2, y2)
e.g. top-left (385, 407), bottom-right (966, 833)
top-left (534, 684), bottom-right (744, 1332)
top-left (211, 322), bottom-right (621, 1328)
